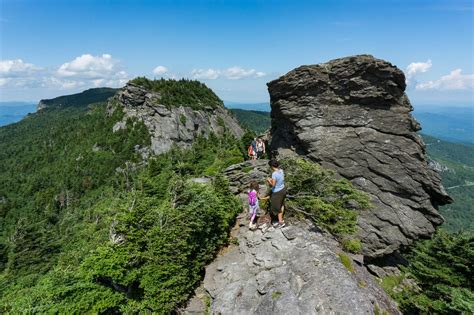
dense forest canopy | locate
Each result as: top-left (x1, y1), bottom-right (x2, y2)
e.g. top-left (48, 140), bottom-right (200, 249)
top-left (0, 89), bottom-right (244, 312)
top-left (38, 87), bottom-right (118, 110)
top-left (130, 77), bottom-right (224, 110)
top-left (0, 90), bottom-right (472, 313)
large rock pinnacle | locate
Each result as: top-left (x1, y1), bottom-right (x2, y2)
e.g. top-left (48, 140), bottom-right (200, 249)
top-left (108, 82), bottom-right (244, 155)
top-left (267, 55), bottom-right (452, 258)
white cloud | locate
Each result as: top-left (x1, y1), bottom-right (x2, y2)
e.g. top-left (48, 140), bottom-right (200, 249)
top-left (57, 54), bottom-right (126, 80)
top-left (153, 65), bottom-right (168, 75)
top-left (0, 54), bottom-right (129, 91)
top-left (224, 66), bottom-right (266, 80)
top-left (406, 59), bottom-right (432, 79)
top-left (0, 59), bottom-right (41, 78)
top-left (191, 68), bottom-right (220, 80)
top-left (416, 69), bottom-right (474, 90)
top-left (190, 66), bottom-right (267, 80)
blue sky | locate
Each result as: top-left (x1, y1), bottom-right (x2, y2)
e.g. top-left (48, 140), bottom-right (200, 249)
top-left (1, 0), bottom-right (473, 105)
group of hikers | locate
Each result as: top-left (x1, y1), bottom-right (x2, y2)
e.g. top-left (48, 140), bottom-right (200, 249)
top-left (247, 137), bottom-right (266, 160)
top-left (247, 159), bottom-right (286, 230)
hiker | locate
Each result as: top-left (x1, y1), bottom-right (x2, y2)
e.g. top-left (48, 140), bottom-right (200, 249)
top-left (251, 138), bottom-right (257, 160)
top-left (256, 138), bottom-right (266, 159)
top-left (248, 181), bottom-right (268, 230)
top-left (247, 144), bottom-right (256, 160)
top-left (266, 159), bottom-right (286, 228)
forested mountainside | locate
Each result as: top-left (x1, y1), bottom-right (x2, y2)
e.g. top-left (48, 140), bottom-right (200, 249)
top-left (0, 82), bottom-right (247, 313)
top-left (230, 108), bottom-right (271, 134)
top-left (1, 71), bottom-right (472, 314)
top-left (37, 87), bottom-right (118, 111)
top-left (422, 134), bottom-right (474, 233)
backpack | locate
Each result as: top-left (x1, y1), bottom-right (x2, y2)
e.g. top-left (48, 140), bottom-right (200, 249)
top-left (248, 145), bottom-right (254, 156)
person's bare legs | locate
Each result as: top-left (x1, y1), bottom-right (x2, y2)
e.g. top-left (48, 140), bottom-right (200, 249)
top-left (278, 206), bottom-right (284, 223)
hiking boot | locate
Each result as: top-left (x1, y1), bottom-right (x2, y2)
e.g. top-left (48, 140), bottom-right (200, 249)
top-left (277, 222), bottom-right (286, 228)
top-left (272, 222), bottom-right (279, 228)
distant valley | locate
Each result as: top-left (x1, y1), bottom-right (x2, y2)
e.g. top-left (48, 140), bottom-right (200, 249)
top-left (0, 103), bottom-right (36, 126)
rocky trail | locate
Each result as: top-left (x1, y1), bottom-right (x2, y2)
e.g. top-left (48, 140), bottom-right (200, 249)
top-left (183, 160), bottom-right (399, 315)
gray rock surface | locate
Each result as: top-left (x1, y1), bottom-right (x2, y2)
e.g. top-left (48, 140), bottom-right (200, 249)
top-left (184, 161), bottom-right (400, 315)
top-left (224, 159), bottom-right (270, 195)
top-left (109, 83), bottom-right (244, 155)
top-left (185, 217), bottom-right (399, 314)
top-left (267, 55), bottom-right (452, 258)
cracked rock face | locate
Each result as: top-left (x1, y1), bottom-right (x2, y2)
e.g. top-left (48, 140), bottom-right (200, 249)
top-left (110, 83), bottom-right (244, 155)
top-left (267, 55), bottom-right (452, 258)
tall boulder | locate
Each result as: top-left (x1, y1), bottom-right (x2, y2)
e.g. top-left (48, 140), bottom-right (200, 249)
top-left (109, 82), bottom-right (244, 155)
top-left (268, 55), bottom-right (452, 258)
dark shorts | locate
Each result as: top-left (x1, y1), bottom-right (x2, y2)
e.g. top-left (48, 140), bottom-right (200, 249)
top-left (257, 151), bottom-right (264, 159)
top-left (270, 187), bottom-right (286, 215)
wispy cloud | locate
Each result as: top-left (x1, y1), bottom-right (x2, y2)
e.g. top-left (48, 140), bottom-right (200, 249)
top-left (190, 66), bottom-right (266, 80)
top-left (191, 68), bottom-right (220, 80)
top-left (416, 69), bottom-right (474, 90)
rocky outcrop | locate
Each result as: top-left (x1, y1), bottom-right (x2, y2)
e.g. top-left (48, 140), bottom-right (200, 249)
top-left (267, 55), bottom-right (452, 258)
top-left (109, 83), bottom-right (244, 155)
top-left (187, 219), bottom-right (399, 314)
top-left (184, 160), bottom-right (400, 314)
top-left (224, 159), bottom-right (270, 194)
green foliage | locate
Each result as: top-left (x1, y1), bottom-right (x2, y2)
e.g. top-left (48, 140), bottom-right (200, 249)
top-left (421, 134), bottom-right (474, 234)
top-left (383, 231), bottom-right (474, 314)
top-left (180, 114), bottom-right (187, 125)
top-left (373, 303), bottom-right (388, 315)
top-left (230, 109), bottom-right (271, 134)
top-left (422, 133), bottom-right (474, 166)
top-left (342, 238), bottom-right (362, 254)
top-left (281, 157), bottom-right (371, 236)
top-left (130, 77), bottom-right (224, 110)
top-left (338, 253), bottom-right (354, 273)
top-left (79, 179), bottom-right (239, 313)
top-left (0, 97), bottom-right (243, 313)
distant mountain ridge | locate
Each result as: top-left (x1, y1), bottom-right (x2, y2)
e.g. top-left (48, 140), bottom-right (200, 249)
top-left (37, 87), bottom-right (118, 111)
top-left (224, 101), bottom-right (270, 111)
top-left (413, 106), bottom-right (473, 145)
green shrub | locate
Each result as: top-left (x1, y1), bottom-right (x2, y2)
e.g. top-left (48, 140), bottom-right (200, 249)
top-left (381, 231), bottom-right (474, 314)
top-left (342, 238), bottom-right (362, 253)
top-left (281, 157), bottom-right (370, 236)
